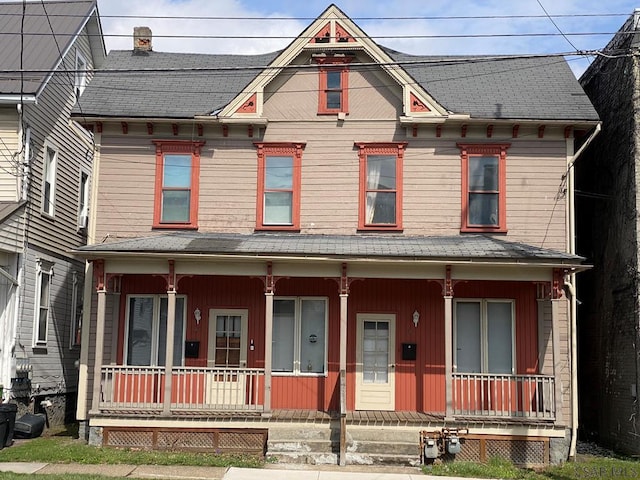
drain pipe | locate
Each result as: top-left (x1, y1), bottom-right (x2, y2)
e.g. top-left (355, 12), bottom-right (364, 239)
top-left (566, 123), bottom-right (601, 460)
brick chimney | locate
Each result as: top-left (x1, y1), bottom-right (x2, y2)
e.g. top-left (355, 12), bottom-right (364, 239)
top-left (133, 26), bottom-right (152, 52)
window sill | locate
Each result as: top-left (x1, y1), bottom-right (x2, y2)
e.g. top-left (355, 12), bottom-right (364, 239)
top-left (152, 223), bottom-right (199, 230)
top-left (255, 226), bottom-right (300, 232)
top-left (358, 226), bottom-right (403, 233)
top-left (461, 226), bottom-right (508, 234)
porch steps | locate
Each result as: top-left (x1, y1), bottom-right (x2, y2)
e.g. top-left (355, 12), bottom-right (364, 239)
top-left (266, 424), bottom-right (421, 466)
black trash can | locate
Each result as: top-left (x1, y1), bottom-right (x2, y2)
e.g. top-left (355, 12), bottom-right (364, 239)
top-left (0, 410), bottom-right (7, 450)
top-left (0, 403), bottom-right (17, 447)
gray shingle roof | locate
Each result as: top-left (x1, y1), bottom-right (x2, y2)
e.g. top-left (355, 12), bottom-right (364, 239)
top-left (0, 0), bottom-right (96, 95)
top-left (75, 232), bottom-right (583, 266)
top-left (385, 50), bottom-right (599, 121)
top-left (73, 45), bottom-right (598, 121)
top-left (74, 50), bottom-right (280, 118)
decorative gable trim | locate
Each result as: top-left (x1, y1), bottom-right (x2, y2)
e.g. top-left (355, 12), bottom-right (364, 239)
top-left (218, 4), bottom-right (448, 120)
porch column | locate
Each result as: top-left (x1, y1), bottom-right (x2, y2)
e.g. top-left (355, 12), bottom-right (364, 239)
top-left (551, 297), bottom-right (563, 423)
top-left (264, 291), bottom-right (274, 414)
top-left (444, 294), bottom-right (454, 420)
top-left (444, 265), bottom-right (454, 420)
top-left (90, 261), bottom-right (107, 415)
top-left (339, 283), bottom-right (348, 467)
top-left (162, 288), bottom-right (177, 416)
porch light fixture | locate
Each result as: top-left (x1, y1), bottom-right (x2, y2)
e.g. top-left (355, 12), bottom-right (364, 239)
top-left (412, 310), bottom-right (420, 328)
top-left (194, 307), bottom-right (201, 325)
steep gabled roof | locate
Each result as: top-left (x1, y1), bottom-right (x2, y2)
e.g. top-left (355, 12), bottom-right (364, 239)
top-left (0, 0), bottom-right (103, 99)
top-left (72, 3), bottom-right (598, 123)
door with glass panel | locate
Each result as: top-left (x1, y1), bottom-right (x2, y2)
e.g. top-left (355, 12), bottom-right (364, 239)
top-left (207, 309), bottom-right (248, 406)
top-left (355, 313), bottom-right (396, 410)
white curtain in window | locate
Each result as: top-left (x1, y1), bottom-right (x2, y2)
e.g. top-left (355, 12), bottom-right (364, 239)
top-left (365, 158), bottom-right (382, 224)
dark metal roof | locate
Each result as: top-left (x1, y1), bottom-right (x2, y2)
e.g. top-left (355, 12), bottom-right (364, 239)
top-left (75, 232), bottom-right (584, 266)
top-left (0, 0), bottom-right (97, 95)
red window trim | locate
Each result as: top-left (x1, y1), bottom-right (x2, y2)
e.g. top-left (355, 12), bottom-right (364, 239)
top-left (458, 143), bottom-right (510, 233)
top-left (315, 56), bottom-right (352, 115)
top-left (152, 140), bottom-right (204, 230)
top-left (356, 142), bottom-right (406, 231)
top-left (255, 142), bottom-right (304, 231)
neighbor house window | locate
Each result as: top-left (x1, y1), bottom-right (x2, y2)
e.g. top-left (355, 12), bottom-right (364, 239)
top-left (70, 271), bottom-right (83, 348)
top-left (459, 144), bottom-right (509, 232)
top-left (33, 260), bottom-right (54, 347)
top-left (153, 140), bottom-right (204, 229)
top-left (454, 299), bottom-right (515, 374)
top-left (42, 146), bottom-right (57, 217)
top-left (272, 297), bottom-right (327, 375)
top-left (315, 56), bottom-right (352, 114)
top-left (78, 170), bottom-right (89, 230)
top-left (255, 143), bottom-right (304, 230)
top-left (74, 51), bottom-right (88, 101)
top-left (124, 295), bottom-right (186, 366)
top-left (356, 142), bottom-right (405, 230)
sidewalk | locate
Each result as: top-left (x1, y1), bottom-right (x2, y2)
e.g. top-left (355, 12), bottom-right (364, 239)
top-left (0, 461), bottom-right (479, 479)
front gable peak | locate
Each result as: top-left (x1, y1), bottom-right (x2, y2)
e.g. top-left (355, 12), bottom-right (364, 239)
top-left (220, 4), bottom-right (447, 120)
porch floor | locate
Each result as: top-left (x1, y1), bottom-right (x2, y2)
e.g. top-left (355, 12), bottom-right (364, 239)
top-left (95, 409), bottom-right (556, 427)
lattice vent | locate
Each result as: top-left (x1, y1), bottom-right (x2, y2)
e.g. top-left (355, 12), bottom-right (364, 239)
top-left (157, 431), bottom-right (216, 449)
top-left (456, 438), bottom-right (481, 462)
top-left (486, 439), bottom-right (545, 465)
top-left (106, 430), bottom-right (153, 448)
top-left (219, 432), bottom-right (264, 451)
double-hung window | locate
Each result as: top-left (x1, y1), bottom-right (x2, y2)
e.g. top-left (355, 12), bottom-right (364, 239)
top-left (315, 56), bottom-right (351, 115)
top-left (124, 295), bottom-right (186, 366)
top-left (255, 143), bottom-right (303, 230)
top-left (74, 51), bottom-right (88, 101)
top-left (153, 140), bottom-right (204, 229)
top-left (69, 271), bottom-right (83, 348)
top-left (459, 144), bottom-right (509, 232)
top-left (357, 142), bottom-right (405, 230)
top-left (34, 260), bottom-right (53, 347)
top-left (454, 299), bottom-right (515, 374)
top-left (42, 146), bottom-right (57, 217)
top-left (78, 170), bottom-right (89, 230)
top-left (272, 297), bottom-right (327, 375)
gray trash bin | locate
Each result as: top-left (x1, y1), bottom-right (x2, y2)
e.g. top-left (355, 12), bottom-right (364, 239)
top-left (0, 403), bottom-right (17, 447)
top-left (0, 409), bottom-right (7, 450)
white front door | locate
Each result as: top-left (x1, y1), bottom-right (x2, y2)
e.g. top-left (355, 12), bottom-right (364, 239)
top-left (355, 313), bottom-right (395, 411)
top-left (207, 309), bottom-right (248, 406)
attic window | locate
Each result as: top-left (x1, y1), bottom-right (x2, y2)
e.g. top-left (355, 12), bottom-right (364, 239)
top-left (315, 56), bottom-right (353, 115)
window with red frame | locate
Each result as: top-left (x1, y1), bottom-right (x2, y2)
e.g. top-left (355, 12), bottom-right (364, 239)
top-left (153, 140), bottom-right (204, 229)
top-left (459, 144), bottom-right (509, 232)
top-left (356, 142), bottom-right (406, 230)
top-left (256, 143), bottom-right (304, 230)
top-left (316, 57), bottom-right (351, 114)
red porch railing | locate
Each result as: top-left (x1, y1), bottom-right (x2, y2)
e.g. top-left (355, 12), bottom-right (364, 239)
top-left (452, 373), bottom-right (555, 420)
top-left (99, 365), bottom-right (264, 412)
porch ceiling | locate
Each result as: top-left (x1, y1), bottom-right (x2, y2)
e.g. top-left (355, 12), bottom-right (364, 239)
top-left (73, 232), bottom-right (585, 269)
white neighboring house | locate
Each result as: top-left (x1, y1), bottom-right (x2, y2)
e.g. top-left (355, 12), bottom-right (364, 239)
top-left (0, 0), bottom-right (105, 423)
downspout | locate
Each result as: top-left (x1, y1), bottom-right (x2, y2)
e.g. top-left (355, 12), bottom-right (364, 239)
top-left (567, 123), bottom-right (601, 460)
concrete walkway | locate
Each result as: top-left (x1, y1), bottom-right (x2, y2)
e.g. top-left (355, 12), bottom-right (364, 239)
top-left (0, 462), bottom-right (482, 479)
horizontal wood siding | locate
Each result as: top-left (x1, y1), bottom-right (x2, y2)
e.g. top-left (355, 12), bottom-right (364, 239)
top-left (94, 125), bottom-right (568, 249)
top-left (22, 29), bottom-right (94, 255)
top-left (0, 108), bottom-right (19, 201)
top-left (0, 207), bottom-right (25, 253)
top-left (19, 248), bottom-right (84, 396)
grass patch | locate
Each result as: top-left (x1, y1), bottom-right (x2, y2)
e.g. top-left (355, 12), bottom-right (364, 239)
top-left (424, 455), bottom-right (640, 480)
top-left (0, 433), bottom-right (262, 468)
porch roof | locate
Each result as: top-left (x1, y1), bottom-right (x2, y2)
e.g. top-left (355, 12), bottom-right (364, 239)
top-left (74, 232), bottom-right (585, 268)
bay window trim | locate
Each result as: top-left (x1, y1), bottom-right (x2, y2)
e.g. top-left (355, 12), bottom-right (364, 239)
top-left (458, 143), bottom-right (509, 233)
top-left (356, 142), bottom-right (406, 231)
top-left (152, 140), bottom-right (204, 230)
top-left (255, 142), bottom-right (304, 231)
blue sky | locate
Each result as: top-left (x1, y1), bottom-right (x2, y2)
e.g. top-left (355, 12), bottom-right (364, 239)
top-left (96, 0), bottom-right (640, 77)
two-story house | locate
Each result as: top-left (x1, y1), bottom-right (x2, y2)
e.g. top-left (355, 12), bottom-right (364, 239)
top-left (0, 0), bottom-right (105, 424)
top-left (71, 5), bottom-right (599, 466)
